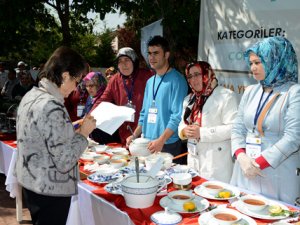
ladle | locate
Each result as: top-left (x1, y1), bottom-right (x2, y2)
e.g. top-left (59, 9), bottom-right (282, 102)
top-left (127, 125), bottom-right (136, 140)
top-left (135, 157), bottom-right (139, 183)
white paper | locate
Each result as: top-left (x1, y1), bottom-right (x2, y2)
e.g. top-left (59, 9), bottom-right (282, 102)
top-left (90, 102), bottom-right (135, 135)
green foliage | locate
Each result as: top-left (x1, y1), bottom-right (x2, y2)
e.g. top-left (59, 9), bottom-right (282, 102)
top-left (94, 29), bottom-right (117, 67)
top-left (0, 0), bottom-right (201, 72)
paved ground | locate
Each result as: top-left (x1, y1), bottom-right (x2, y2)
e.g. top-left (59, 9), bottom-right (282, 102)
top-left (0, 174), bottom-right (32, 225)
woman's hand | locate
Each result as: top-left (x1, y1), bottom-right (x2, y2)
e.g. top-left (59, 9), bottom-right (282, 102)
top-left (237, 153), bottom-right (263, 179)
top-left (183, 124), bottom-right (200, 140)
top-left (78, 115), bottom-right (96, 138)
top-left (126, 135), bottom-right (134, 148)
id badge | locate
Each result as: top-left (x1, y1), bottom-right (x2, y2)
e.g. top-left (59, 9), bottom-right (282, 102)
top-left (147, 107), bottom-right (158, 124)
top-left (246, 135), bottom-right (262, 159)
top-left (187, 139), bottom-right (197, 155)
top-left (125, 102), bottom-right (135, 122)
top-left (77, 105), bottom-right (84, 117)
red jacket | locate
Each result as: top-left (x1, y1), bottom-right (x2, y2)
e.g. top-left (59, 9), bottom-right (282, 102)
top-left (91, 68), bottom-right (153, 145)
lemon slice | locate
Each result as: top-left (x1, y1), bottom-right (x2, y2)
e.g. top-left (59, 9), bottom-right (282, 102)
top-left (183, 201), bottom-right (196, 212)
top-left (269, 205), bottom-right (282, 214)
top-left (218, 191), bottom-right (231, 198)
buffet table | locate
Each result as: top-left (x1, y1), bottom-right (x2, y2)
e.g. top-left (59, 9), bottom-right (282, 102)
top-left (1, 138), bottom-right (300, 225)
top-left (0, 136), bottom-right (23, 222)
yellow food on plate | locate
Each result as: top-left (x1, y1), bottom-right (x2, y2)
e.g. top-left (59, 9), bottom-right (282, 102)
top-left (218, 191), bottom-right (231, 198)
top-left (183, 201), bottom-right (196, 212)
top-left (268, 205), bottom-right (282, 214)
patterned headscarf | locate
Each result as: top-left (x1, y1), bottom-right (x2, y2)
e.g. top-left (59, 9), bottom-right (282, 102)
top-left (83, 71), bottom-right (107, 103)
top-left (244, 36), bottom-right (298, 88)
top-left (183, 61), bottom-right (218, 125)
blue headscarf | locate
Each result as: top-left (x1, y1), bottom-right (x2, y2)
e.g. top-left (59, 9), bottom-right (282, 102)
top-left (244, 36), bottom-right (298, 88)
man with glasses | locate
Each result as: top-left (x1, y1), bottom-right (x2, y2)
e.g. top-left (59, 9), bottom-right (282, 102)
top-left (126, 36), bottom-right (188, 163)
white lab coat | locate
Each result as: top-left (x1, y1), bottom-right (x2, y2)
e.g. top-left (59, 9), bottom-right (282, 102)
top-left (178, 86), bottom-right (238, 182)
top-left (231, 82), bottom-right (300, 204)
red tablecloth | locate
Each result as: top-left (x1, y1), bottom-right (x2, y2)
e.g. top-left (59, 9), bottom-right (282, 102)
top-left (0, 132), bottom-right (17, 148)
top-left (84, 175), bottom-right (300, 225)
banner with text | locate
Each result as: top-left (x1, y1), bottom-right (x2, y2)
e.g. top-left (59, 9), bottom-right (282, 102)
top-left (198, 0), bottom-right (300, 96)
top-left (141, 19), bottom-right (163, 64)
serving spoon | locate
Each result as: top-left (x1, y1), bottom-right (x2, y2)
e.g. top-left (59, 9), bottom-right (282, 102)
top-left (135, 157), bottom-right (139, 183)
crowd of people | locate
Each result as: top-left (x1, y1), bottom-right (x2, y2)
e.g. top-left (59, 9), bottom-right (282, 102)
top-left (10, 35), bottom-right (300, 224)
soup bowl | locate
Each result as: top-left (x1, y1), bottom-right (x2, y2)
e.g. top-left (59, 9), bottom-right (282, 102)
top-left (210, 208), bottom-right (242, 225)
top-left (203, 181), bottom-right (224, 196)
top-left (173, 164), bottom-right (190, 173)
top-left (110, 158), bottom-right (127, 168)
top-left (93, 154), bottom-right (110, 164)
top-left (121, 174), bottom-right (159, 208)
top-left (167, 190), bottom-right (194, 206)
top-left (241, 195), bottom-right (268, 211)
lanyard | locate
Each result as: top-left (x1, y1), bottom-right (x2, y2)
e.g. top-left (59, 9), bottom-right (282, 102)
top-left (122, 76), bottom-right (134, 102)
top-left (152, 67), bottom-right (170, 102)
top-left (253, 90), bottom-right (273, 127)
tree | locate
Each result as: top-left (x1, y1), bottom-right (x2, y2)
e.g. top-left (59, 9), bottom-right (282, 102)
top-left (113, 0), bottom-right (201, 71)
top-left (94, 28), bottom-right (116, 67)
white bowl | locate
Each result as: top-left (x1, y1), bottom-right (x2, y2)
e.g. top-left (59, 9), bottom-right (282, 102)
top-left (241, 195), bottom-right (268, 211)
top-left (121, 175), bottom-right (159, 208)
top-left (170, 173), bottom-right (192, 186)
top-left (110, 159), bottom-right (127, 168)
top-left (167, 190), bottom-right (194, 206)
top-left (173, 164), bottom-right (189, 173)
top-left (80, 152), bottom-right (98, 161)
top-left (210, 208), bottom-right (242, 225)
top-left (111, 154), bottom-right (129, 160)
top-left (203, 181), bottom-right (224, 196)
top-left (94, 154), bottom-right (110, 164)
top-left (91, 145), bottom-right (108, 153)
top-left (108, 147), bottom-right (129, 156)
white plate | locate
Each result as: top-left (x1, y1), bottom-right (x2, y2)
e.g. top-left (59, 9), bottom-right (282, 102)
top-left (159, 195), bottom-right (209, 214)
top-left (119, 166), bottom-right (148, 175)
top-left (87, 172), bottom-right (123, 184)
top-left (104, 182), bottom-right (123, 195)
top-left (165, 167), bottom-right (198, 178)
top-left (234, 200), bottom-right (290, 220)
top-left (198, 210), bottom-right (257, 225)
top-left (194, 181), bottom-right (240, 200)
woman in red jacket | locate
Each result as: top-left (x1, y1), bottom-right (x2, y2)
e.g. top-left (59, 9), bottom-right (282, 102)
top-left (92, 47), bottom-right (153, 145)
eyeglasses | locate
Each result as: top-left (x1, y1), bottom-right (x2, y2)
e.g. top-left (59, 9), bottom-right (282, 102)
top-left (187, 72), bottom-right (202, 80)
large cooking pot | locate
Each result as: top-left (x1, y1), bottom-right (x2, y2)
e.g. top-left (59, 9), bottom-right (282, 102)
top-left (121, 174), bottom-right (159, 208)
top-left (129, 135), bottom-right (151, 156)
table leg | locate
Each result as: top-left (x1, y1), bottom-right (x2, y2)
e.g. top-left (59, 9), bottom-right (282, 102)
top-left (16, 184), bottom-right (23, 222)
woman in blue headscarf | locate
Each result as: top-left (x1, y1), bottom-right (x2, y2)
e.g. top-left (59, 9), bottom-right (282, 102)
top-left (231, 36), bottom-right (300, 204)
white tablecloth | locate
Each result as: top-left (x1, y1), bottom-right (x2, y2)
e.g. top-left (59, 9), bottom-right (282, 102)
top-left (1, 140), bottom-right (134, 224)
top-left (66, 182), bottom-right (134, 225)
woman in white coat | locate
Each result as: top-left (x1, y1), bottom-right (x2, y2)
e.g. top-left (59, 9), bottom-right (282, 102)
top-left (178, 61), bottom-right (238, 182)
top-left (231, 36), bottom-right (300, 204)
